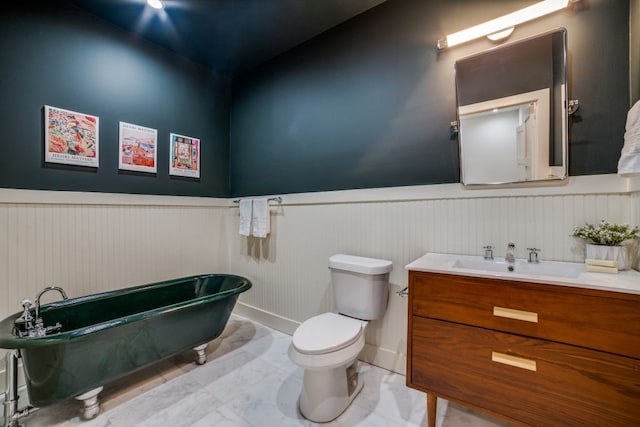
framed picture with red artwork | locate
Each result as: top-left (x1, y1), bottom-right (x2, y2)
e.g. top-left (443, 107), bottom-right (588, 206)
top-left (44, 105), bottom-right (99, 167)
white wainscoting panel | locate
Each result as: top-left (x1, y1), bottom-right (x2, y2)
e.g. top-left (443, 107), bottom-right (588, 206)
top-left (0, 198), bottom-right (228, 389)
top-left (633, 190), bottom-right (640, 226)
top-left (0, 177), bottom-right (637, 391)
top-left (0, 203), bottom-right (227, 319)
top-left (229, 179), bottom-right (637, 374)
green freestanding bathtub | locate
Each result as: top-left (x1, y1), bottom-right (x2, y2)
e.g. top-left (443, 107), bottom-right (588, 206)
top-left (0, 274), bottom-right (252, 412)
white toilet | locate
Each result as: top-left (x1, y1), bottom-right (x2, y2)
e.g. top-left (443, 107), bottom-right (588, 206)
top-left (288, 254), bottom-right (393, 423)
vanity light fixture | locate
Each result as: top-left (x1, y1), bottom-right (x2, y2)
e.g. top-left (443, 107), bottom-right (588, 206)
top-left (147, 0), bottom-right (163, 9)
top-left (437, 0), bottom-right (579, 51)
top-left (486, 27), bottom-right (515, 42)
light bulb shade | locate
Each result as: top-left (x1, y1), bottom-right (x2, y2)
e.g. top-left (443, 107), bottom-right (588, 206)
top-left (439, 0), bottom-right (569, 50)
top-left (147, 0), bottom-right (163, 9)
top-left (486, 27), bottom-right (515, 42)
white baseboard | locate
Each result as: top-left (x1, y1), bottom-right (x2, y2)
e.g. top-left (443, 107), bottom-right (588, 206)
top-left (360, 343), bottom-right (406, 375)
top-left (233, 301), bottom-right (300, 336)
top-left (233, 302), bottom-right (405, 375)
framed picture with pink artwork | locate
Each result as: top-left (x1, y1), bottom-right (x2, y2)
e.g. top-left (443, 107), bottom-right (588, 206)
top-left (169, 132), bottom-right (200, 178)
top-left (118, 121), bottom-right (157, 173)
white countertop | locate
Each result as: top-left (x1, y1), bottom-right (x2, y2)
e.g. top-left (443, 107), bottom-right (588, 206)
top-left (406, 252), bottom-right (640, 295)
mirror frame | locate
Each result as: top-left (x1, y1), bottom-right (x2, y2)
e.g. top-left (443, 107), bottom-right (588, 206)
top-left (455, 28), bottom-right (568, 186)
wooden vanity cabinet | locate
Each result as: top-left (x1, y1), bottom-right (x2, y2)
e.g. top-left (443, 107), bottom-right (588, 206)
top-left (406, 271), bottom-right (640, 427)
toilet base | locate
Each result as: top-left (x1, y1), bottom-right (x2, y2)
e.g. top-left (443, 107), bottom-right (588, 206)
top-left (298, 360), bottom-right (364, 423)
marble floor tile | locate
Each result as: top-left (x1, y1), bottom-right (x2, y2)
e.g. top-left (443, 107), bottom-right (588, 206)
top-left (441, 403), bottom-right (514, 427)
top-left (5, 314), bottom-right (511, 427)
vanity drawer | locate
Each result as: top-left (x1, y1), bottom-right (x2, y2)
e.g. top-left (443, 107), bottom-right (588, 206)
top-left (410, 271), bottom-right (640, 359)
top-left (410, 317), bottom-right (640, 427)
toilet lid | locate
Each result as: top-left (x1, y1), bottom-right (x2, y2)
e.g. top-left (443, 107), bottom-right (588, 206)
top-left (292, 312), bottom-right (364, 355)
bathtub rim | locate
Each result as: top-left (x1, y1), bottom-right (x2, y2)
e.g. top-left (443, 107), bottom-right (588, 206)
top-left (0, 273), bottom-right (252, 350)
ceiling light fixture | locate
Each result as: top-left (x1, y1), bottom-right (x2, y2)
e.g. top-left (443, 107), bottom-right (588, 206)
top-left (147, 0), bottom-right (163, 10)
top-left (437, 0), bottom-right (579, 51)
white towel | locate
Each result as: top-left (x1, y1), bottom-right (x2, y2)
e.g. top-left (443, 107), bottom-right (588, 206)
top-left (618, 100), bottom-right (640, 177)
top-left (251, 198), bottom-right (270, 238)
top-left (238, 199), bottom-right (252, 237)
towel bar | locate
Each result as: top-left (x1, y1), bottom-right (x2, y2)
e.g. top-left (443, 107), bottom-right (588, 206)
top-left (233, 196), bottom-right (282, 204)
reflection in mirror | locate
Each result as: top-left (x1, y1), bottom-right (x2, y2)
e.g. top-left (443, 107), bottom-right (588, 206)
top-left (455, 28), bottom-right (567, 185)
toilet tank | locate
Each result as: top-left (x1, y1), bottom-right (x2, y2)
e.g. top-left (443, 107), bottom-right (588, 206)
top-left (329, 254), bottom-right (393, 320)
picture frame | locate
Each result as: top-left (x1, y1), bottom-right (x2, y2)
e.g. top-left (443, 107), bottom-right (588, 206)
top-left (169, 132), bottom-right (200, 178)
top-left (44, 105), bottom-right (99, 167)
top-left (118, 121), bottom-right (158, 173)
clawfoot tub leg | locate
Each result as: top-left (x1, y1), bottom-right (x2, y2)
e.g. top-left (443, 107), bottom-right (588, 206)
top-left (74, 386), bottom-right (103, 420)
top-left (193, 344), bottom-right (207, 365)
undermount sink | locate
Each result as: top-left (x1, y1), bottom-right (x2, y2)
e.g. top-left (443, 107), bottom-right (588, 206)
top-left (452, 257), bottom-right (584, 279)
top-left (406, 252), bottom-right (640, 295)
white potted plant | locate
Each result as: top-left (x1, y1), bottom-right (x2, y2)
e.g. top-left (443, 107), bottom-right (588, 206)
top-left (572, 220), bottom-right (639, 270)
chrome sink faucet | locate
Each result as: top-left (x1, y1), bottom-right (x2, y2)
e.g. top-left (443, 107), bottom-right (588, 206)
top-left (527, 248), bottom-right (540, 263)
top-left (505, 242), bottom-right (516, 271)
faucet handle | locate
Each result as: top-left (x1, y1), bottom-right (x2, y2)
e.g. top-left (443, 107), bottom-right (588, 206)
top-left (527, 247), bottom-right (540, 263)
top-left (483, 245), bottom-right (494, 260)
top-left (19, 299), bottom-right (33, 320)
top-left (15, 299), bottom-right (34, 336)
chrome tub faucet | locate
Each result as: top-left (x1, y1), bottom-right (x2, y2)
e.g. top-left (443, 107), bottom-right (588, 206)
top-left (35, 286), bottom-right (68, 321)
top-left (15, 286), bottom-right (68, 338)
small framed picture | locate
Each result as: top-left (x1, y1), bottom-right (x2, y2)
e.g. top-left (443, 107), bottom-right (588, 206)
top-left (118, 122), bottom-right (158, 173)
top-left (44, 105), bottom-right (99, 167)
top-left (169, 133), bottom-right (200, 178)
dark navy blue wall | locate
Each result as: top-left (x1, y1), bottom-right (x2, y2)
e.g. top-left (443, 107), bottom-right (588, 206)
top-left (0, 3), bottom-right (230, 197)
top-left (0, 1), bottom-right (630, 198)
top-left (230, 0), bottom-right (630, 197)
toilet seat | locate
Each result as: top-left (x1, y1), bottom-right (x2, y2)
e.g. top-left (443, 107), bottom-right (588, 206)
top-left (292, 313), bottom-right (364, 355)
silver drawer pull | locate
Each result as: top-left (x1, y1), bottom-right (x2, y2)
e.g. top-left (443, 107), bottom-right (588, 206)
top-left (491, 352), bottom-right (537, 371)
top-left (493, 306), bottom-right (538, 323)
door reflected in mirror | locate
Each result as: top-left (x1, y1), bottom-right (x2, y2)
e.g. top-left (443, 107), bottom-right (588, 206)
top-left (455, 28), bottom-right (568, 185)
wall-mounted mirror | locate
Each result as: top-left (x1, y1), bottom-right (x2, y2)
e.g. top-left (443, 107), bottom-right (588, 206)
top-left (455, 28), bottom-right (568, 185)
